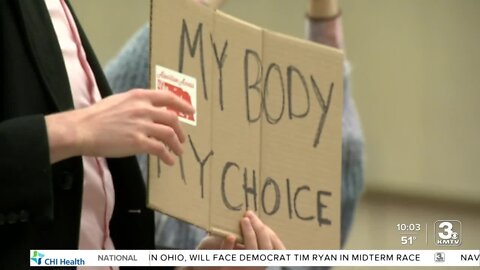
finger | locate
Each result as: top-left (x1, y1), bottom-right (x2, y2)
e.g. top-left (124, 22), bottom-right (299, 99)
top-left (220, 235), bottom-right (236, 250)
top-left (244, 211), bottom-right (285, 250)
top-left (269, 228), bottom-right (286, 250)
top-left (151, 109), bottom-right (187, 143)
top-left (150, 90), bottom-right (195, 116)
top-left (144, 123), bottom-right (183, 156)
top-left (198, 235), bottom-right (223, 250)
top-left (245, 211), bottom-right (272, 250)
top-left (141, 136), bottom-right (175, 166)
top-left (241, 217), bottom-right (258, 250)
top-left (234, 242), bottom-right (245, 250)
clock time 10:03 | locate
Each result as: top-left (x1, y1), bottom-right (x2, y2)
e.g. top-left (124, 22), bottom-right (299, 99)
top-left (396, 223), bottom-right (421, 232)
top-left (396, 223), bottom-right (422, 246)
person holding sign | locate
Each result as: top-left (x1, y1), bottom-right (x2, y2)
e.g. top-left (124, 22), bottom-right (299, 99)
top-left (106, 0), bottom-right (363, 254)
top-left (0, 0), bottom-right (285, 269)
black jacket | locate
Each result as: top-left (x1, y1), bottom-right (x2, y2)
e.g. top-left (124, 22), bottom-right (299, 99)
top-left (0, 1), bottom-right (156, 269)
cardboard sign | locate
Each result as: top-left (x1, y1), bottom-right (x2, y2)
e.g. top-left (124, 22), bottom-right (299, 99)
top-left (148, 0), bottom-right (343, 249)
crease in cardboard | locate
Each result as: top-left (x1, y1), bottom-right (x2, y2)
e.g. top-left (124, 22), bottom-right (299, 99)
top-left (207, 7), bottom-right (216, 244)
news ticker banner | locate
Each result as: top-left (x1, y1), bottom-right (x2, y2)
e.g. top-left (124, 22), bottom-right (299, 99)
top-left (30, 250), bottom-right (480, 267)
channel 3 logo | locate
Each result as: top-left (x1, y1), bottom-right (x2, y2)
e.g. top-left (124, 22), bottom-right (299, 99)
top-left (434, 252), bottom-right (445, 263)
top-left (434, 220), bottom-right (462, 246)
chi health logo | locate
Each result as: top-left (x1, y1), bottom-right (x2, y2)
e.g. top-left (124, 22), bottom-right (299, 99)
top-left (31, 250), bottom-right (45, 265)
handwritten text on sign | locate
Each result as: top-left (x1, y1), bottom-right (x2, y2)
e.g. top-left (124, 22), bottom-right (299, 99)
top-left (148, 0), bottom-right (343, 249)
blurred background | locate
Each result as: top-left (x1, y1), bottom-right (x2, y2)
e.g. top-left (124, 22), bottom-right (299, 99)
top-left (71, 0), bottom-right (480, 267)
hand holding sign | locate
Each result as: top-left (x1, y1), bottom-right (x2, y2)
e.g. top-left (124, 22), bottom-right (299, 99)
top-left (46, 89), bottom-right (194, 165)
top-left (186, 211), bottom-right (284, 270)
top-left (197, 211), bottom-right (285, 250)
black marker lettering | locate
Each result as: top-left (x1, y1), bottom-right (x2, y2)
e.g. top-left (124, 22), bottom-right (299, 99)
top-left (287, 66), bottom-right (310, 119)
top-left (261, 177), bottom-right (281, 216)
top-left (178, 155), bottom-right (186, 184)
top-left (286, 178), bottom-right (293, 219)
top-left (221, 162), bottom-right (242, 211)
top-left (293, 186), bottom-right (314, 221)
top-left (316, 190), bottom-right (332, 226)
top-left (244, 49), bottom-right (263, 123)
top-left (179, 19), bottom-right (208, 100)
top-left (311, 77), bottom-right (334, 148)
top-left (210, 35), bottom-right (228, 111)
top-left (243, 168), bottom-right (258, 211)
top-left (263, 63), bottom-right (285, 124)
top-left (188, 135), bottom-right (214, 198)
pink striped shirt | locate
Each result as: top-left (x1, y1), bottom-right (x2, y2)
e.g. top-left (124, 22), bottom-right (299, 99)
top-left (45, 1), bottom-right (117, 269)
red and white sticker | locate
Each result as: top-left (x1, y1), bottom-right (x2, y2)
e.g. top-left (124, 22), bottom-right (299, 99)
top-left (155, 65), bottom-right (197, 126)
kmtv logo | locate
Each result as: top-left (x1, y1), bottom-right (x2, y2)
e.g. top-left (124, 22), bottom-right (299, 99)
top-left (435, 220), bottom-right (462, 246)
top-left (31, 250), bottom-right (45, 265)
